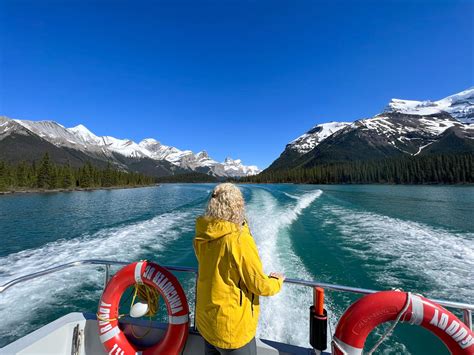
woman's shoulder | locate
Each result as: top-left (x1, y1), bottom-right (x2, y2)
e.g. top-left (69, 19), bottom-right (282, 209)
top-left (195, 215), bottom-right (207, 222)
top-left (230, 221), bottom-right (253, 244)
top-left (241, 221), bottom-right (251, 234)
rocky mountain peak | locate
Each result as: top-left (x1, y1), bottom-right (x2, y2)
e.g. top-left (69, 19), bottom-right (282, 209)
top-left (196, 151), bottom-right (209, 159)
top-left (288, 121), bottom-right (351, 154)
top-left (266, 88), bottom-right (474, 172)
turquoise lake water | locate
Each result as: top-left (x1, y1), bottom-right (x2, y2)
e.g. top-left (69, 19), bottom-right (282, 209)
top-left (0, 184), bottom-right (473, 353)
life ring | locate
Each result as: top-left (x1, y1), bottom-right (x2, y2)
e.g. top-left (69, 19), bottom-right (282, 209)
top-left (332, 291), bottom-right (473, 354)
top-left (97, 261), bottom-right (189, 355)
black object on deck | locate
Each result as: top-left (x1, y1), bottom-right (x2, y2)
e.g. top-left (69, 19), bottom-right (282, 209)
top-left (309, 306), bottom-right (327, 351)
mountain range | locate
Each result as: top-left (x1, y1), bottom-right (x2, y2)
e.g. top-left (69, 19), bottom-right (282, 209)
top-left (0, 117), bottom-right (260, 177)
top-left (266, 87), bottom-right (473, 172)
top-left (2, 87), bottom-right (472, 180)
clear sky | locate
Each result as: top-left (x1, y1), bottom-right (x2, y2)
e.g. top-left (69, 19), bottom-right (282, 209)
top-left (1, 0), bottom-right (473, 168)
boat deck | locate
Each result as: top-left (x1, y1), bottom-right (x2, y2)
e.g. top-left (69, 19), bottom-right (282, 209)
top-left (0, 312), bottom-right (325, 354)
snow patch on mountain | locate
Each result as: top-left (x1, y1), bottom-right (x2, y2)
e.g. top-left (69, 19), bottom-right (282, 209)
top-left (358, 114), bottom-right (459, 136)
top-left (139, 139), bottom-right (193, 163)
top-left (288, 121), bottom-right (351, 153)
top-left (100, 136), bottom-right (149, 159)
top-left (349, 110), bottom-right (470, 156)
top-left (137, 138), bottom-right (260, 176)
top-left (0, 117), bottom-right (32, 140)
top-left (68, 124), bottom-right (102, 146)
top-left (223, 157), bottom-right (260, 177)
top-left (387, 87), bottom-right (474, 124)
top-left (14, 119), bottom-right (82, 147)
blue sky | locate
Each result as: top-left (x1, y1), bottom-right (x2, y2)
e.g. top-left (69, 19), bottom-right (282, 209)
top-left (1, 0), bottom-right (473, 168)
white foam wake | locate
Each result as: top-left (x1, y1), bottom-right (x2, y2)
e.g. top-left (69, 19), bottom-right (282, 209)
top-left (282, 192), bottom-right (299, 200)
top-left (326, 206), bottom-right (474, 303)
top-left (0, 210), bottom-right (194, 343)
top-left (245, 188), bottom-right (324, 347)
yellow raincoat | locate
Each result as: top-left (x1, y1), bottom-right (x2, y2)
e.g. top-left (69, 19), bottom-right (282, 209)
top-left (193, 216), bottom-right (283, 349)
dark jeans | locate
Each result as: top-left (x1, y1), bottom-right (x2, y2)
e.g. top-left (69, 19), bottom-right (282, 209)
top-left (204, 338), bottom-right (257, 355)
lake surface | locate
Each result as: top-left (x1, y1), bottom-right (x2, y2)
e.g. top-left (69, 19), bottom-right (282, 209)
top-left (1, 184), bottom-right (473, 353)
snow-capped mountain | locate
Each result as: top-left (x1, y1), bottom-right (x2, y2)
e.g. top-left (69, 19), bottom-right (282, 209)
top-left (222, 157), bottom-right (260, 177)
top-left (0, 116), bottom-right (260, 177)
top-left (137, 138), bottom-right (260, 176)
top-left (267, 122), bottom-right (352, 170)
top-left (138, 138), bottom-right (190, 163)
top-left (0, 117), bottom-right (118, 169)
top-left (68, 124), bottom-right (103, 146)
top-left (387, 87), bottom-right (474, 124)
top-left (267, 88), bottom-right (474, 171)
top-left (0, 118), bottom-right (27, 138)
top-left (12, 119), bottom-right (150, 160)
top-left (288, 122), bottom-right (351, 154)
top-left (340, 111), bottom-right (472, 156)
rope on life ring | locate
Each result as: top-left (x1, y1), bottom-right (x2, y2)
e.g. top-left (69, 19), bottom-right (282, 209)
top-left (97, 261), bottom-right (190, 355)
top-left (332, 290), bottom-right (474, 355)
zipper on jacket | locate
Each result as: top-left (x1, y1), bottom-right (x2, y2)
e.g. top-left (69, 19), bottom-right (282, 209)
top-left (238, 278), bottom-right (242, 306)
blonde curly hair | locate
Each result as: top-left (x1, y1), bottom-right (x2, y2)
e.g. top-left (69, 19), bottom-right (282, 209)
top-left (205, 183), bottom-right (245, 226)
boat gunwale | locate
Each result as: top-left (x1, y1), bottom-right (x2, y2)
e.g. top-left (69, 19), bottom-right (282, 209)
top-left (1, 258), bottom-right (473, 312)
top-left (1, 258), bottom-right (473, 335)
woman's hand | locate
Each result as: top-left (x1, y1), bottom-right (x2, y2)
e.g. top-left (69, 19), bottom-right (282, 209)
top-left (269, 272), bottom-right (285, 281)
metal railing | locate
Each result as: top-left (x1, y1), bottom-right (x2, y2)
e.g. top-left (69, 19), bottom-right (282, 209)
top-left (0, 259), bottom-right (472, 331)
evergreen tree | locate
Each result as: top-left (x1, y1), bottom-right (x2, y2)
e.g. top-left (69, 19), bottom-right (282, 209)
top-left (37, 153), bottom-right (52, 189)
top-left (102, 163), bottom-right (114, 187)
top-left (16, 161), bottom-right (28, 187)
top-left (0, 161), bottom-right (7, 191)
top-left (61, 162), bottom-right (75, 188)
top-left (79, 162), bottom-right (93, 188)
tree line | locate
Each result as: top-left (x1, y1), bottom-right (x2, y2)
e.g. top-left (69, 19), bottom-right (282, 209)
top-left (155, 171), bottom-right (218, 183)
top-left (0, 153), bottom-right (155, 191)
top-left (239, 154), bottom-right (474, 184)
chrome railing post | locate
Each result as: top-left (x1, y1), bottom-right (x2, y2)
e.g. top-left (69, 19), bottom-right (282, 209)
top-left (463, 309), bottom-right (473, 331)
top-left (103, 264), bottom-right (111, 289)
top-left (193, 272), bottom-right (198, 331)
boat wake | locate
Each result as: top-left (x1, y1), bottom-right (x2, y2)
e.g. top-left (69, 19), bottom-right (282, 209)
top-left (0, 210), bottom-right (195, 346)
top-left (2, 185), bottom-right (466, 353)
top-left (325, 206), bottom-right (474, 304)
top-left (245, 188), bottom-right (327, 347)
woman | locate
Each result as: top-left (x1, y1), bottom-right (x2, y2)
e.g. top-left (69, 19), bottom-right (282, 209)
top-left (193, 183), bottom-right (285, 354)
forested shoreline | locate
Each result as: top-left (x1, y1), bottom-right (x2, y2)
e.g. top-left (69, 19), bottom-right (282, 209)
top-left (1, 153), bottom-right (472, 190)
top-left (239, 154), bottom-right (474, 184)
top-left (155, 172), bottom-right (218, 183)
top-left (0, 153), bottom-right (155, 192)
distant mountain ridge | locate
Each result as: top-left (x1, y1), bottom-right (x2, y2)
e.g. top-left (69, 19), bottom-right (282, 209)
top-left (387, 87), bottom-right (474, 124)
top-left (266, 88), bottom-right (474, 172)
top-left (0, 116), bottom-right (260, 177)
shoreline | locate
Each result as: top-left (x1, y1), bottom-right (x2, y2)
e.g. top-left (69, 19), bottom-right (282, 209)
top-left (234, 181), bottom-right (474, 186)
top-left (0, 184), bottom-right (159, 196)
top-left (1, 182), bottom-right (471, 195)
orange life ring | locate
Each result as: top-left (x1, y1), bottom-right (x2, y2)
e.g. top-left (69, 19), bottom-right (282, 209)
top-left (97, 261), bottom-right (189, 355)
top-left (332, 291), bottom-right (473, 355)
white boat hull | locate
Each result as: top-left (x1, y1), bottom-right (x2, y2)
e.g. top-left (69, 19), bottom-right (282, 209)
top-left (0, 312), bottom-right (321, 355)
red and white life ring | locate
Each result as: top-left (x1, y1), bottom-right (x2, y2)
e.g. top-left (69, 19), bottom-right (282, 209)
top-left (97, 261), bottom-right (189, 355)
top-left (332, 291), bottom-right (473, 355)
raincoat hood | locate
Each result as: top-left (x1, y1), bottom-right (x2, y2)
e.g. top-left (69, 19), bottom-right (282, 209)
top-left (195, 216), bottom-right (241, 242)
